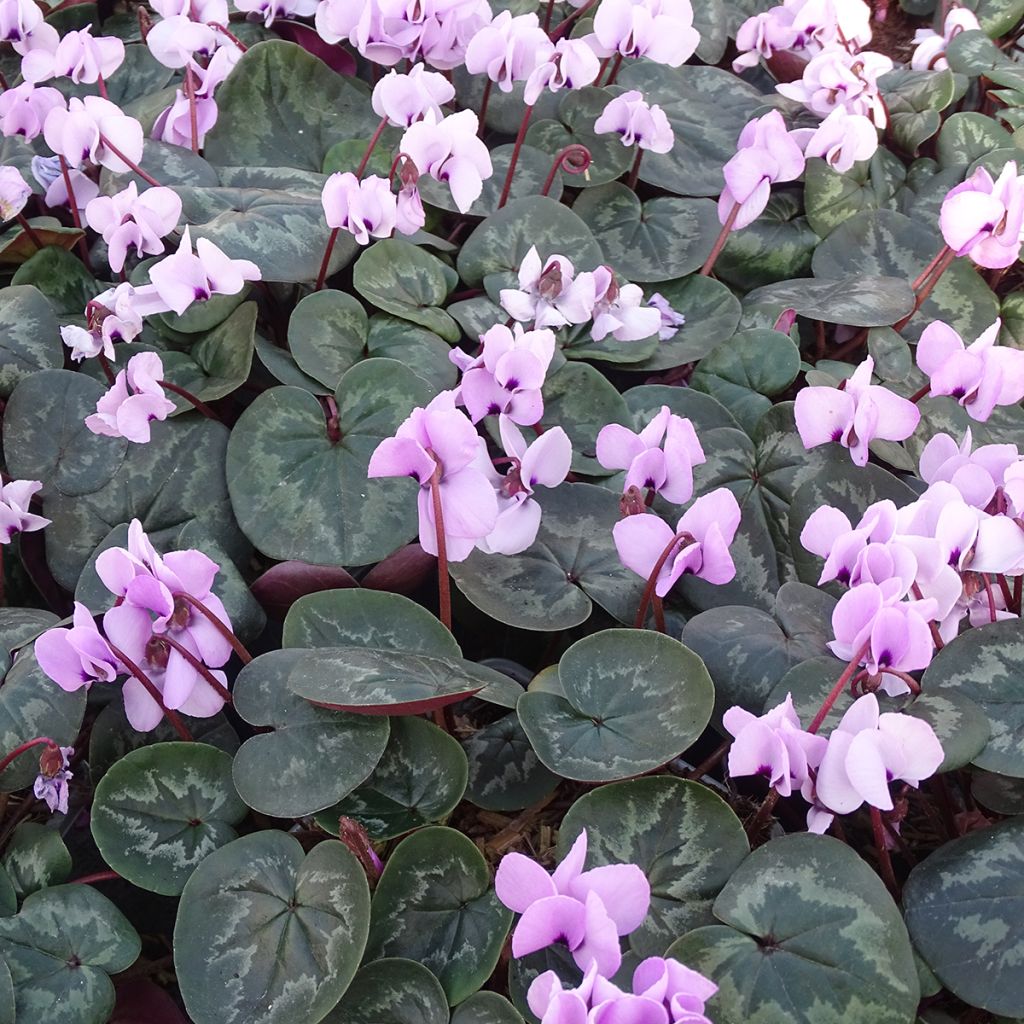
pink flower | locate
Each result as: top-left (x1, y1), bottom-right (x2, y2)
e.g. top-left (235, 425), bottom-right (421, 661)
top-left (399, 109), bottom-right (492, 213)
top-left (918, 428), bottom-right (1021, 509)
top-left (647, 293), bottom-right (685, 340)
top-left (22, 25), bottom-right (124, 85)
top-left (499, 246), bottom-right (594, 329)
top-left (43, 95), bottom-right (144, 174)
top-left (790, 106), bottom-right (878, 173)
top-left (33, 744), bottom-right (73, 815)
top-left (321, 172), bottom-right (397, 246)
top-left (452, 322), bottom-right (556, 425)
top-left (580, 267), bottom-right (661, 342)
top-left (940, 161), bottom-right (1024, 269)
top-left (596, 405), bottom-right (705, 505)
top-left (42, 163), bottom-right (98, 217)
top-left (794, 356), bottom-right (920, 466)
top-left (523, 38), bottom-right (601, 106)
top-left (85, 352), bottom-right (176, 444)
top-left (0, 0), bottom-right (44, 49)
top-left (234, 0), bottom-right (317, 27)
top-left (724, 694), bottom-right (828, 798)
top-left (35, 602), bottom-right (120, 693)
top-left (464, 10), bottom-right (552, 93)
top-left (911, 7), bottom-right (980, 71)
top-left (777, 49), bottom-right (893, 128)
top-left (496, 829), bottom-right (651, 977)
top-left (152, 89), bottom-right (218, 149)
top-left (0, 81), bottom-right (65, 140)
top-left (613, 488), bottom-right (742, 596)
top-left (146, 226), bottom-right (260, 316)
top-left (475, 417), bottom-right (571, 555)
top-left (367, 391), bottom-right (498, 561)
top-left (394, 156), bottom-right (425, 236)
top-left (916, 319), bottom-right (1024, 422)
top-left (152, 0), bottom-right (228, 22)
top-left (146, 16), bottom-right (218, 68)
top-left (594, 90), bottom-right (674, 153)
top-left (0, 165), bottom-right (30, 221)
top-left (371, 62), bottom-right (454, 127)
top-left (61, 282), bottom-right (147, 362)
top-left (0, 479), bottom-right (49, 542)
top-left (593, 0), bottom-right (700, 67)
top-left (85, 183), bottom-right (182, 274)
top-left (812, 693), bottom-right (943, 829)
top-left (719, 111), bottom-right (805, 229)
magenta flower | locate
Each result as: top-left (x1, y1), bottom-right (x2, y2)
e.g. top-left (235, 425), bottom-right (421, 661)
top-left (719, 111), bottom-right (805, 229)
top-left (613, 488), bottom-right (742, 596)
top-left (22, 25), bottom-right (124, 85)
top-left (475, 417), bottom-right (571, 556)
top-left (777, 49), bottom-right (893, 128)
top-left (399, 109), bottom-right (492, 213)
top-left (499, 247), bottom-right (594, 330)
top-left (524, 38), bottom-right (601, 106)
top-left (940, 161), bottom-right (1024, 269)
top-left (0, 165), bottom-right (30, 221)
top-left (85, 352), bottom-right (177, 444)
top-left (790, 106), bottom-right (878, 174)
top-left (367, 391), bottom-right (498, 562)
top-left (0, 479), bottom-right (49, 542)
top-left (724, 694), bottom-right (828, 798)
top-left (596, 405), bottom-right (705, 506)
top-left (35, 601), bottom-right (121, 693)
top-left (592, 0), bottom-right (700, 68)
top-left (794, 356), bottom-right (920, 466)
top-left (321, 172), bottom-right (397, 246)
top-left (85, 183), bottom-right (182, 274)
top-left (452, 322), bottom-right (556, 425)
top-left (647, 293), bottom-right (685, 340)
top-left (916, 319), bottom-right (1024, 421)
top-left (594, 91), bottom-right (674, 154)
top-left (371, 63), bottom-right (454, 127)
top-left (33, 745), bottom-right (74, 815)
top-left (495, 828), bottom-right (651, 976)
top-left (464, 10), bottom-right (552, 93)
top-left (43, 96), bottom-right (144, 174)
top-left (0, 82), bottom-right (65, 140)
top-left (812, 693), bottom-right (943, 830)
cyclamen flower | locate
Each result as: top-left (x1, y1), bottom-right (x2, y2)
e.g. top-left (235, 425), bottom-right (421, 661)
top-left (33, 745), bottom-right (74, 815)
top-left (399, 109), bottom-right (492, 213)
top-left (321, 173), bottom-right (396, 246)
top-left (234, 0), bottom-right (318, 28)
top-left (495, 829), bottom-right (651, 976)
top-left (794, 356), bottom-right (920, 466)
top-left (940, 161), bottom-right (1024, 270)
top-left (61, 282), bottom-right (147, 362)
top-left (523, 38), bottom-right (601, 106)
top-left (42, 163), bottom-right (98, 217)
top-left (371, 63), bottom-right (454, 127)
top-left (464, 10), bottom-right (552, 93)
top-left (648, 293), bottom-right (685, 340)
top-left (22, 25), bottom-right (125, 85)
top-left (146, 16), bottom-right (219, 69)
top-left (916, 319), bottom-right (1024, 422)
top-left (0, 0), bottom-right (44, 49)
top-left (594, 91), bottom-right (674, 154)
top-left (583, 266), bottom-right (662, 342)
top-left (811, 693), bottom-right (943, 832)
top-left (592, 0), bottom-right (700, 67)
top-left (500, 247), bottom-right (593, 329)
top-left (776, 49), bottom-right (893, 128)
top-left (0, 479), bottom-right (49, 542)
top-left (0, 165), bottom-right (30, 221)
top-left (85, 183), bottom-right (182, 274)
top-left (451, 322), bottom-right (556, 425)
top-left (0, 81), bottom-right (65, 140)
top-left (152, 0), bottom-right (228, 22)
top-left (43, 96), bottom-right (144, 174)
top-left (790, 106), bottom-right (878, 174)
top-left (724, 694), bottom-right (828, 798)
top-left (85, 352), bottom-right (177, 444)
top-left (613, 488), bottom-right (742, 595)
top-left (367, 391), bottom-right (498, 561)
top-left (146, 226), bottom-right (260, 316)
top-left (919, 429), bottom-right (1021, 510)
top-left (719, 111), bottom-right (805, 229)
top-left (152, 45), bottom-right (239, 148)
top-left (911, 7), bottom-right (981, 71)
top-left (35, 601), bottom-right (121, 693)
top-left (596, 405), bottom-right (705, 505)
top-left (394, 156), bottom-right (425, 236)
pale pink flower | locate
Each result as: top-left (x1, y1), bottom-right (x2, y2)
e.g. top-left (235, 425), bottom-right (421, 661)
top-left (777, 48), bottom-right (893, 128)
top-left (911, 7), bottom-right (981, 71)
top-left (43, 96), bottom-right (144, 174)
top-left (85, 183), bottom-right (182, 274)
top-left (85, 352), bottom-right (177, 444)
top-left (592, 0), bottom-right (700, 67)
top-left (0, 81), bottom-right (65, 140)
top-left (321, 172), bottom-right (397, 246)
top-left (523, 38), bottom-right (601, 106)
top-left (940, 161), bottom-right (1024, 270)
top-left (790, 106), bottom-right (878, 173)
top-left (22, 25), bottom-right (124, 85)
top-left (464, 10), bottom-right (552, 93)
top-left (371, 62), bottom-right (454, 127)
top-left (594, 90), bottom-right (674, 153)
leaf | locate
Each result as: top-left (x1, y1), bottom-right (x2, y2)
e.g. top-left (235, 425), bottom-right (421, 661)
top-left (204, 41), bottom-right (378, 171)
top-left (251, 562), bottom-right (359, 620)
top-left (804, 149), bottom-right (907, 237)
top-left (450, 991), bottom-right (524, 1024)
top-left (559, 778), bottom-right (749, 956)
top-left (231, 650), bottom-right (390, 817)
top-left (935, 111), bottom-right (1016, 168)
top-left (366, 315), bottom-right (458, 393)
top-left (91, 742), bottom-right (248, 896)
top-left (960, 0), bottom-right (1024, 36)
top-left (325, 959), bottom-right (448, 1024)
top-left (572, 184), bottom-right (719, 282)
top-left (743, 275), bottom-right (916, 327)
top-left (353, 239), bottom-right (459, 341)
top-left (450, 482), bottom-right (644, 631)
top-left (0, 607), bottom-right (59, 677)
top-left (226, 360), bottom-right (432, 566)
top-left (0, 286), bottom-right (62, 397)
top-left (317, 716), bottom-right (468, 839)
top-left (2, 823), bottom-right (71, 898)
top-left (11, 246), bottom-right (97, 315)
top-left (0, 884), bottom-right (141, 1024)
top-left (366, 826), bottom-right (513, 1005)
top-left (174, 831), bottom-right (370, 1024)
top-left (717, 194), bottom-right (818, 289)
top-left (624, 384), bottom-right (741, 433)
top-left (518, 630), bottom-right (714, 782)
top-left (669, 834), bottom-right (920, 1024)
top-left (4, 369), bottom-right (127, 499)
top-left (880, 68), bottom-right (956, 153)
top-left (288, 290), bottom-right (369, 388)
top-left (904, 818), bottom-right (1024, 1017)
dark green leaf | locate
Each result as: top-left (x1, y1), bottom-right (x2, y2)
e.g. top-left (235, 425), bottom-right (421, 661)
top-left (2, 823), bottom-right (71, 898)
top-left (0, 286), bottom-right (62, 397)
top-left (325, 959), bottom-right (448, 1024)
top-left (289, 290), bottom-right (369, 388)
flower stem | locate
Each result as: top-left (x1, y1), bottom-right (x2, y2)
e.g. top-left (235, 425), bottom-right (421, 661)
top-left (14, 213), bottom-right (43, 250)
top-left (651, 594), bottom-right (666, 633)
top-left (0, 737), bottom-right (58, 776)
top-left (909, 383), bottom-right (930, 403)
top-left (159, 379), bottom-right (218, 420)
top-left (98, 136), bottom-right (162, 187)
top-left (541, 144), bottom-right (591, 197)
top-left (209, 22), bottom-right (247, 51)
top-left (356, 117), bottom-right (388, 179)
top-left (878, 667), bottom-right (921, 694)
top-left (161, 634), bottom-right (233, 703)
top-left (746, 787), bottom-right (780, 840)
top-left (700, 202), bottom-right (739, 277)
top-left (685, 737), bottom-right (730, 780)
top-left (634, 531), bottom-right (685, 628)
top-left (604, 52), bottom-right (623, 86)
top-left (314, 227), bottom-right (340, 292)
top-left (911, 244), bottom-right (951, 291)
top-left (184, 65), bottom-right (200, 155)
top-left (982, 573), bottom-right (998, 622)
top-left (808, 643), bottom-right (870, 735)
top-left (497, 104), bottom-right (534, 209)
top-left (427, 464), bottom-right (452, 632)
top-left (625, 147), bottom-right (643, 191)
top-left (177, 592), bottom-right (252, 664)
top-left (70, 869), bottom-right (120, 885)
top-left (98, 352), bottom-right (116, 385)
top-left (870, 805), bottom-right (899, 896)
top-left (57, 155), bottom-right (93, 273)
top-left (549, 0), bottom-right (598, 40)
top-left (895, 247), bottom-right (956, 331)
top-left (105, 641), bottom-right (193, 741)
top-left (477, 78), bottom-right (492, 136)
top-left (96, 72), bottom-right (109, 101)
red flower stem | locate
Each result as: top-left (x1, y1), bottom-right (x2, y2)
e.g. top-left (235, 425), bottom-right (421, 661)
top-left (541, 144), bottom-right (591, 197)
top-left (895, 248), bottom-right (956, 331)
top-left (314, 227), bottom-right (340, 292)
top-left (877, 667), bottom-right (921, 695)
top-left (634, 531), bottom-right (686, 628)
top-left (870, 805), bottom-right (899, 896)
top-left (161, 634), bottom-right (232, 703)
top-left (57, 155), bottom-right (93, 273)
top-left (0, 737), bottom-right (58, 776)
top-left (184, 65), bottom-right (200, 155)
top-left (746, 787), bottom-right (780, 840)
top-left (550, 0), bottom-right (597, 39)
top-left (105, 641), bottom-right (193, 741)
top-left (982, 573), bottom-right (998, 622)
top-left (604, 52), bottom-right (623, 86)
top-left (651, 594), bottom-right (666, 633)
top-left (177, 592), bottom-right (252, 664)
top-left (685, 737), bottom-right (731, 780)
top-left (14, 213), bottom-right (43, 250)
top-left (625, 147), bottom-right (643, 191)
top-left (159, 379), bottom-right (218, 420)
top-left (996, 573), bottom-right (1014, 609)
top-left (96, 72), bottom-right (109, 101)
top-left (909, 383), bottom-right (930, 403)
top-left (912, 582), bottom-right (946, 651)
top-left (497, 104), bottom-right (534, 209)
top-left (209, 22), bottom-right (247, 50)
top-left (70, 870), bottom-right (120, 885)
top-left (98, 352), bottom-right (116, 385)
top-left (1015, 576), bottom-right (1023, 615)
top-left (700, 202), bottom-right (739, 277)
top-left (542, 0), bottom-right (556, 31)
top-left (427, 463), bottom-right (452, 632)
top-left (477, 78), bottom-right (492, 135)
top-left (911, 244), bottom-right (951, 291)
top-left (98, 136), bottom-right (162, 187)
top-left (808, 643), bottom-right (870, 735)
top-left (0, 543), bottom-right (4, 609)
top-left (356, 117), bottom-right (388, 179)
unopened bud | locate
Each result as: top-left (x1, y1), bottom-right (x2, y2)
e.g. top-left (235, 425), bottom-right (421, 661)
top-left (38, 744), bottom-right (65, 778)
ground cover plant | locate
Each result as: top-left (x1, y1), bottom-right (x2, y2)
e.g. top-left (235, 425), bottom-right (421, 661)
top-left (0, 0), bottom-right (1022, 1021)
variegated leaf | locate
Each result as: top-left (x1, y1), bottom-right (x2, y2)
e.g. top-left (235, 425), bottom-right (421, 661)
top-left (2, 822), bottom-right (71, 898)
top-left (450, 992), bottom-right (525, 1024)
top-left (324, 958), bottom-right (448, 1024)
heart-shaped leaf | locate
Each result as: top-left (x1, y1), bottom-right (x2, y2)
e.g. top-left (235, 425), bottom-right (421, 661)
top-left (0, 285), bottom-right (63, 397)
top-left (366, 315), bottom-right (457, 393)
top-left (450, 992), bottom-right (525, 1024)
top-left (289, 290), bottom-right (369, 388)
top-left (803, 149), bottom-right (907, 238)
top-left (324, 959), bottom-right (448, 1024)
top-left (2, 823), bottom-right (71, 898)
top-left (743, 275), bottom-right (916, 328)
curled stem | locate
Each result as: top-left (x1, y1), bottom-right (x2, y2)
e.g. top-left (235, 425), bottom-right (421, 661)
top-left (541, 144), bottom-right (592, 197)
top-left (177, 592), bottom-right (253, 664)
top-left (634, 531), bottom-right (686, 629)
